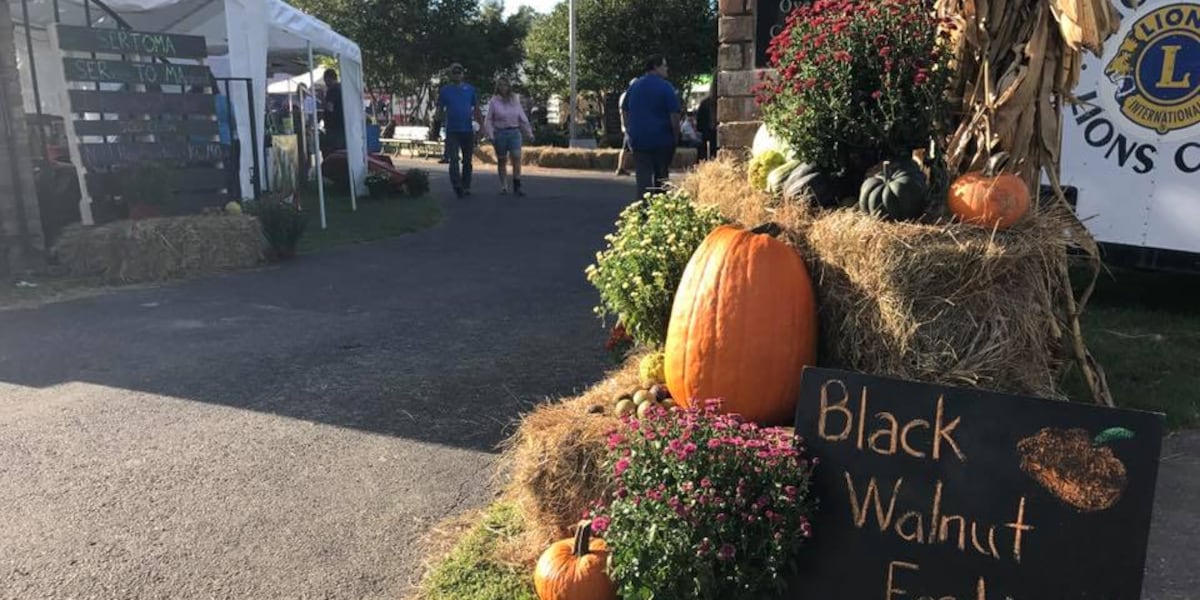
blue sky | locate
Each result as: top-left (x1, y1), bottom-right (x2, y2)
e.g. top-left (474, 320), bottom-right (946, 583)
top-left (503, 0), bottom-right (558, 16)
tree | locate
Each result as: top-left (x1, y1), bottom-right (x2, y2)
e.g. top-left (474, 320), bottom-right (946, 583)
top-left (523, 5), bottom-right (570, 105)
top-left (292, 0), bottom-right (532, 120)
top-left (522, 0), bottom-right (718, 102)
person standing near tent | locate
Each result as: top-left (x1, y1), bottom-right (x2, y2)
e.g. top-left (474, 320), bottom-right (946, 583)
top-left (321, 68), bottom-right (346, 154)
top-left (696, 79), bottom-right (717, 161)
top-left (437, 63), bottom-right (484, 198)
top-left (615, 78), bottom-right (637, 177)
top-left (621, 55), bottom-right (681, 198)
top-left (483, 75), bottom-right (534, 196)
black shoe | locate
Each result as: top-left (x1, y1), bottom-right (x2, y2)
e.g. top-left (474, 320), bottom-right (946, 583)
top-left (513, 179), bottom-right (525, 197)
top-left (463, 188), bottom-right (472, 197)
top-left (453, 187), bottom-right (464, 198)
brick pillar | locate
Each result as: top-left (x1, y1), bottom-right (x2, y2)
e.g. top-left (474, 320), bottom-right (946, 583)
top-left (716, 0), bottom-right (771, 158)
top-left (0, 0), bottom-right (46, 276)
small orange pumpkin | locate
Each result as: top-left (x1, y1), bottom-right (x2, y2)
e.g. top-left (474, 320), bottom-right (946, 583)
top-left (533, 522), bottom-right (616, 600)
top-left (664, 223), bottom-right (818, 425)
top-left (948, 152), bottom-right (1031, 229)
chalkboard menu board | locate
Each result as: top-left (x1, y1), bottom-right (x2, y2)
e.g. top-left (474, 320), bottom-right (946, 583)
top-left (55, 24), bottom-right (208, 58)
top-left (756, 0), bottom-right (809, 67)
top-left (790, 367), bottom-right (1164, 599)
top-left (48, 24), bottom-right (227, 222)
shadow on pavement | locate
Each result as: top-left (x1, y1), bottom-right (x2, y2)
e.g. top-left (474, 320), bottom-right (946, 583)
top-left (0, 170), bottom-right (633, 454)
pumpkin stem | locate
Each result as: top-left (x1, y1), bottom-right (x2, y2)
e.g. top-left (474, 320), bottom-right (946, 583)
top-left (881, 160), bottom-right (891, 178)
top-left (751, 222), bottom-right (784, 237)
top-left (573, 522), bottom-right (594, 558)
top-left (985, 152), bottom-right (1011, 177)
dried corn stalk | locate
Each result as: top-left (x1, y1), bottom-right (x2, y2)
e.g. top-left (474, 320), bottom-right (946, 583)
top-left (936, 0), bottom-right (1120, 406)
top-left (937, 0), bottom-right (1120, 182)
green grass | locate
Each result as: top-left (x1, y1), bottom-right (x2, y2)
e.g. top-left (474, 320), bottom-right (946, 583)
top-left (296, 182), bottom-right (441, 254)
top-left (418, 502), bottom-right (536, 600)
top-left (1064, 267), bottom-right (1200, 430)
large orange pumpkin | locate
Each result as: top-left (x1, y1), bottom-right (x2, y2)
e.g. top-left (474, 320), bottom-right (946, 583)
top-left (664, 223), bottom-right (818, 425)
top-left (533, 522), bottom-right (616, 600)
top-left (947, 153), bottom-right (1031, 229)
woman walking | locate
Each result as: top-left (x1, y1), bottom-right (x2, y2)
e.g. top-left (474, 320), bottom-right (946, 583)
top-left (483, 76), bottom-right (534, 196)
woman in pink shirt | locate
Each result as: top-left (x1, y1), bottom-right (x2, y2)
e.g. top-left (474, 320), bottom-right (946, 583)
top-left (483, 76), bottom-right (534, 196)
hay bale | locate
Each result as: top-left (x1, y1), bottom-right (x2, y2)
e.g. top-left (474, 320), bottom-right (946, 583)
top-left (520, 146), bottom-right (544, 166)
top-left (677, 157), bottom-right (779, 226)
top-left (500, 358), bottom-right (640, 555)
top-left (671, 147), bottom-right (699, 169)
top-left (537, 148), bottom-right (596, 170)
top-left (678, 162), bottom-right (1073, 399)
top-left (590, 150), bottom-right (620, 172)
top-left (53, 215), bottom-right (266, 284)
top-left (805, 210), bottom-right (1071, 398)
top-left (473, 145), bottom-right (498, 164)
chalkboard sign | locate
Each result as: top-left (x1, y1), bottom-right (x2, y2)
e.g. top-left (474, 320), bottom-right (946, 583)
top-left (47, 24), bottom-right (229, 221)
top-left (87, 167), bottom-right (228, 194)
top-left (79, 142), bottom-right (227, 169)
top-left (756, 0), bottom-right (808, 67)
top-left (63, 58), bottom-right (213, 86)
top-left (68, 90), bottom-right (218, 115)
top-left (790, 367), bottom-right (1164, 599)
top-left (73, 118), bottom-right (218, 137)
top-left (55, 24), bottom-right (208, 58)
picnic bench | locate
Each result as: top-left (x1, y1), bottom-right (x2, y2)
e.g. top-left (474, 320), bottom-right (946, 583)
top-left (380, 126), bottom-right (444, 159)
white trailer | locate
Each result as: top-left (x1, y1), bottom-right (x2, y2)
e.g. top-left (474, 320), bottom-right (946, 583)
top-left (1059, 0), bottom-right (1200, 269)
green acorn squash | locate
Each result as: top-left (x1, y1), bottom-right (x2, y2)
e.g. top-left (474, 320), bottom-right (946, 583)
top-left (783, 163), bottom-right (837, 208)
top-left (857, 158), bottom-right (929, 220)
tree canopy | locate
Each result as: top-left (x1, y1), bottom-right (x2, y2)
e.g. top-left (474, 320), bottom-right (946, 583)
top-left (292, 0), bottom-right (533, 117)
top-left (523, 0), bottom-right (718, 99)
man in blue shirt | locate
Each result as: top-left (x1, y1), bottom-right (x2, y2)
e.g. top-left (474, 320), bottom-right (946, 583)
top-left (437, 63), bottom-right (484, 197)
top-left (621, 55), bottom-right (681, 198)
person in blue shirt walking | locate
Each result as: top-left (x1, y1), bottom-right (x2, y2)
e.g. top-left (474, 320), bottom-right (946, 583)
top-left (437, 63), bottom-right (484, 197)
top-left (621, 55), bottom-right (682, 199)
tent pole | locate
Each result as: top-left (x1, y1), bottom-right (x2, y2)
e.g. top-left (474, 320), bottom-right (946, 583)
top-left (298, 84), bottom-right (310, 185)
top-left (308, 42), bottom-right (326, 230)
top-left (340, 54), bottom-right (357, 212)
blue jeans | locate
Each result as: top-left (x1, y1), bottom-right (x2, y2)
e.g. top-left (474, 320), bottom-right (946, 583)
top-left (445, 131), bottom-right (475, 191)
top-left (492, 128), bottom-right (523, 159)
top-left (633, 147), bottom-right (674, 198)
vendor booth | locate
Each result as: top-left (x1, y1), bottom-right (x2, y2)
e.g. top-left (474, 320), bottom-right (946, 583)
top-left (10, 0), bottom-right (366, 228)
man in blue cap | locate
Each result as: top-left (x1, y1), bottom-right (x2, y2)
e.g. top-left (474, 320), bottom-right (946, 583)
top-left (437, 63), bottom-right (484, 197)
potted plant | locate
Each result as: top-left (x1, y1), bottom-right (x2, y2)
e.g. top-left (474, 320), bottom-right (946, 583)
top-left (366, 172), bottom-right (391, 198)
top-left (403, 168), bottom-right (430, 197)
top-left (246, 194), bottom-right (308, 260)
top-left (589, 401), bottom-right (816, 598)
top-left (756, 0), bottom-right (954, 178)
top-left (118, 164), bottom-right (173, 220)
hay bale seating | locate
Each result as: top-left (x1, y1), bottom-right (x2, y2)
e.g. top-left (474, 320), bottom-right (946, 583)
top-left (472, 146), bottom-right (697, 171)
top-left (682, 158), bottom-right (1075, 399)
top-left (499, 358), bottom-right (639, 555)
top-left (53, 215), bottom-right (266, 284)
top-left (500, 160), bottom-right (1082, 565)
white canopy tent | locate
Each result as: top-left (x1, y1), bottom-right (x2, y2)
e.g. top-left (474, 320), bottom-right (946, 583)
top-left (10, 0), bottom-right (367, 221)
top-left (267, 65), bottom-right (330, 95)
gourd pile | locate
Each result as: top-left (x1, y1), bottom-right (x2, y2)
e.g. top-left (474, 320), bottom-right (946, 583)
top-left (746, 133), bottom-right (1032, 229)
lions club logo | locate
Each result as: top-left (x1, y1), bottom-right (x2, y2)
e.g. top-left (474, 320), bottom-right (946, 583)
top-left (1104, 3), bottom-right (1200, 134)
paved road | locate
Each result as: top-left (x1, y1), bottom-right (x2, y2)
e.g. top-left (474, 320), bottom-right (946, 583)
top-left (0, 166), bottom-right (627, 598)
top-left (1, 163), bottom-right (1196, 599)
